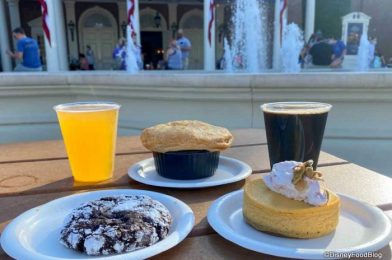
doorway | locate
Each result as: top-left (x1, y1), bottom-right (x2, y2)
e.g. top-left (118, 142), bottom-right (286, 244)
top-left (141, 31), bottom-right (163, 69)
top-left (79, 7), bottom-right (118, 70)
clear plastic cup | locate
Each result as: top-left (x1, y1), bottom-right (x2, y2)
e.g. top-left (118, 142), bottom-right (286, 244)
top-left (54, 102), bottom-right (120, 182)
top-left (262, 102), bottom-right (332, 169)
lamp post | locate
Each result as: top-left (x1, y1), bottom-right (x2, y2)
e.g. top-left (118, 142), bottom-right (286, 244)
top-left (67, 20), bottom-right (75, 42)
top-left (171, 22), bottom-right (178, 38)
top-left (154, 11), bottom-right (161, 28)
top-left (121, 21), bottom-right (127, 38)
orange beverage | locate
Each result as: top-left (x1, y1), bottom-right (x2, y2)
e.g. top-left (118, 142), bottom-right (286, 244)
top-left (54, 102), bottom-right (120, 182)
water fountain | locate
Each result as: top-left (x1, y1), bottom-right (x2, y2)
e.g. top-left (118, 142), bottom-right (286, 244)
top-left (126, 28), bottom-right (139, 74)
top-left (281, 23), bottom-right (304, 73)
top-left (225, 0), bottom-right (267, 72)
top-left (357, 33), bottom-right (370, 71)
top-left (223, 38), bottom-right (234, 72)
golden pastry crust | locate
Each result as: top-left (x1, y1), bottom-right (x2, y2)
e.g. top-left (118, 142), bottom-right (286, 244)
top-left (140, 120), bottom-right (233, 153)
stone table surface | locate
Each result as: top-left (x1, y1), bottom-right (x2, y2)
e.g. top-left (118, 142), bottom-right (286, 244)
top-left (0, 129), bottom-right (391, 259)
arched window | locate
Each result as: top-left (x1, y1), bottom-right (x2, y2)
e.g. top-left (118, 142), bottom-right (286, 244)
top-left (140, 13), bottom-right (157, 29)
top-left (84, 13), bottom-right (112, 28)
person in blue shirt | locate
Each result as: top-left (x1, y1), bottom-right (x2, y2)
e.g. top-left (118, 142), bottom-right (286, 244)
top-left (176, 29), bottom-right (191, 70)
top-left (6, 27), bottom-right (42, 72)
top-left (330, 37), bottom-right (346, 68)
top-left (165, 40), bottom-right (182, 70)
top-left (112, 38), bottom-right (127, 70)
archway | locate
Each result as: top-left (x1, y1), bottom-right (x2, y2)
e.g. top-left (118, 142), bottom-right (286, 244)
top-left (139, 8), bottom-right (169, 69)
top-left (78, 7), bottom-right (118, 70)
top-left (179, 9), bottom-right (203, 69)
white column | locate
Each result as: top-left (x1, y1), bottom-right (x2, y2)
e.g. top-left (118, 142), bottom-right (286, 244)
top-left (6, 0), bottom-right (21, 47)
top-left (204, 0), bottom-right (215, 71)
top-left (0, 0), bottom-right (12, 71)
top-left (305, 0), bottom-right (316, 43)
top-left (42, 0), bottom-right (59, 72)
top-left (43, 0), bottom-right (68, 71)
top-left (64, 0), bottom-right (78, 60)
top-left (134, 0), bottom-right (140, 45)
top-left (126, 0), bottom-right (141, 45)
top-left (272, 0), bottom-right (287, 70)
top-left (53, 0), bottom-right (68, 70)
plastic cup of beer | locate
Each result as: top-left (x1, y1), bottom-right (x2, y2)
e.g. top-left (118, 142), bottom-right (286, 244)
top-left (54, 102), bottom-right (120, 182)
top-left (262, 102), bottom-right (332, 169)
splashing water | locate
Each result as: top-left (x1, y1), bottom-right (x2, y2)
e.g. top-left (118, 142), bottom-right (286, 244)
top-left (281, 23), bottom-right (304, 73)
top-left (357, 33), bottom-right (370, 71)
top-left (126, 28), bottom-right (139, 74)
top-left (223, 38), bottom-right (233, 72)
top-left (226, 0), bottom-right (267, 72)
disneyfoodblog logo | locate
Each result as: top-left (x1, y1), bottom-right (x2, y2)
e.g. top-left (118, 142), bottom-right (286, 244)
top-left (324, 251), bottom-right (383, 259)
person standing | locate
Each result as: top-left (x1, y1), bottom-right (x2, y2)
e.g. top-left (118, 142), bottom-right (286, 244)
top-left (368, 37), bottom-right (377, 67)
top-left (85, 45), bottom-right (95, 70)
top-left (165, 40), bottom-right (182, 70)
top-left (112, 38), bottom-right (127, 70)
top-left (372, 49), bottom-right (386, 68)
top-left (79, 53), bottom-right (89, 70)
top-left (6, 27), bottom-right (42, 72)
top-left (176, 29), bottom-right (191, 69)
top-left (330, 37), bottom-right (346, 68)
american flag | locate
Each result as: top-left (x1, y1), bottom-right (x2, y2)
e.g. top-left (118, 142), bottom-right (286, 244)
top-left (280, 0), bottom-right (288, 43)
top-left (208, 0), bottom-right (215, 46)
top-left (127, 0), bottom-right (136, 37)
top-left (38, 0), bottom-right (51, 46)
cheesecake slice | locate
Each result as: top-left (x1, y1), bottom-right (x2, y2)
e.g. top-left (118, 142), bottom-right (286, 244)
top-left (243, 178), bottom-right (340, 238)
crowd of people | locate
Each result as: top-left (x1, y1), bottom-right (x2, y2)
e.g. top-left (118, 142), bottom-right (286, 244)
top-left (4, 26), bottom-right (390, 72)
top-left (110, 29), bottom-right (192, 71)
top-left (3, 26), bottom-right (193, 72)
top-left (301, 31), bottom-right (387, 69)
top-left (300, 31), bottom-right (347, 68)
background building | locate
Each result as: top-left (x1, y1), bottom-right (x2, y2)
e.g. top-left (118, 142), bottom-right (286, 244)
top-left (2, 0), bottom-right (234, 70)
top-left (1, 0), bottom-right (392, 71)
top-left (290, 0), bottom-right (392, 62)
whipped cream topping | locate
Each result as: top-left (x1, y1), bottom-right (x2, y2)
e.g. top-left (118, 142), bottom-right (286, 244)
top-left (263, 161), bottom-right (328, 206)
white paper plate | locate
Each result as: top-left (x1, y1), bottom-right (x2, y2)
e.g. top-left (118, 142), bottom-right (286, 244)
top-left (128, 156), bottom-right (252, 189)
top-left (208, 190), bottom-right (392, 259)
top-left (1, 189), bottom-right (195, 260)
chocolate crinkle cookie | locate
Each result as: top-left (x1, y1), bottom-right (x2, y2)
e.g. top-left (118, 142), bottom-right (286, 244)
top-left (60, 195), bottom-right (172, 256)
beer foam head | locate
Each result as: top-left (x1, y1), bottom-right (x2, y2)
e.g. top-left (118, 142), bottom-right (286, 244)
top-left (54, 102), bottom-right (120, 113)
top-left (261, 102), bottom-right (332, 115)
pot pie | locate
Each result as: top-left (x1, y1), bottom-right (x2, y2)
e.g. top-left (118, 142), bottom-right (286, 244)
top-left (140, 120), bottom-right (233, 179)
top-left (243, 160), bottom-right (340, 239)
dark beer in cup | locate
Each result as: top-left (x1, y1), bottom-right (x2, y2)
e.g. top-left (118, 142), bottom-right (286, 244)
top-left (262, 102), bottom-right (332, 169)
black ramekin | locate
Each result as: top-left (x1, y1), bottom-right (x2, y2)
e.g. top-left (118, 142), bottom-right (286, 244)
top-left (153, 150), bottom-right (220, 180)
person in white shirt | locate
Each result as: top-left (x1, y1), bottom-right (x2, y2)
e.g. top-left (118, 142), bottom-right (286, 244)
top-left (176, 29), bottom-right (191, 69)
top-left (85, 45), bottom-right (95, 70)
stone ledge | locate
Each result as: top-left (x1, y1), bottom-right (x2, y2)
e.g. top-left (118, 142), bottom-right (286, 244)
top-left (0, 72), bottom-right (392, 141)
